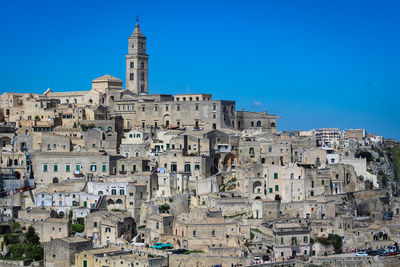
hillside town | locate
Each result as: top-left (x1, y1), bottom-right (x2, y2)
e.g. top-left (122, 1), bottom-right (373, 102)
top-left (0, 20), bottom-right (399, 267)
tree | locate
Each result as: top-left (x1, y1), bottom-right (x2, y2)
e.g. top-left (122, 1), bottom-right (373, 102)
top-left (327, 234), bottom-right (342, 253)
top-left (68, 209), bottom-right (73, 219)
top-left (25, 226), bottom-right (40, 245)
top-left (12, 222), bottom-right (21, 233)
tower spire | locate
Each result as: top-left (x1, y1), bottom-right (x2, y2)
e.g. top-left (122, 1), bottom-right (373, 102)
top-left (132, 16), bottom-right (143, 35)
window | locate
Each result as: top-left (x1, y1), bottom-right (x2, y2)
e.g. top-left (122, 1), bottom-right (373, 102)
top-left (184, 164), bottom-right (191, 173)
top-left (165, 105), bottom-right (169, 111)
top-left (121, 164), bottom-right (125, 172)
top-left (102, 164), bottom-right (107, 172)
top-left (130, 62), bottom-right (134, 68)
top-left (321, 180), bottom-right (325, 185)
top-left (120, 189), bottom-right (125, 195)
top-left (141, 62), bottom-right (144, 68)
top-left (274, 173), bottom-right (278, 179)
top-left (105, 227), bottom-right (111, 233)
top-left (171, 164), bottom-right (177, 173)
top-left (177, 105), bottom-right (180, 111)
top-left (212, 230), bottom-right (216, 236)
top-left (98, 191), bottom-right (103, 195)
top-left (75, 165), bottom-right (80, 172)
top-left (213, 104), bottom-right (216, 110)
top-left (90, 165), bottom-right (97, 172)
top-left (133, 165), bottom-right (137, 172)
top-left (111, 189), bottom-right (117, 195)
top-left (53, 165), bottom-right (58, 172)
top-left (141, 72), bottom-right (144, 81)
top-left (275, 185), bottom-right (279, 191)
top-left (304, 236), bottom-right (308, 243)
top-left (281, 237), bottom-right (284, 245)
top-left (194, 164), bottom-right (200, 171)
top-left (130, 73), bottom-right (134, 80)
top-left (43, 164), bottom-right (48, 172)
top-left (195, 105), bottom-right (199, 111)
top-left (94, 222), bottom-right (97, 228)
top-left (47, 144), bottom-right (51, 150)
top-left (311, 181), bottom-right (314, 188)
top-left (66, 164), bottom-right (70, 172)
top-left (193, 230), bottom-right (197, 237)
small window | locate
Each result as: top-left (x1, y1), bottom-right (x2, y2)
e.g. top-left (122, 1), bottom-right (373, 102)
top-left (274, 173), bottom-right (278, 179)
top-left (53, 165), bottom-right (58, 172)
top-left (43, 164), bottom-right (48, 172)
top-left (193, 230), bottom-right (197, 237)
top-left (129, 73), bottom-right (134, 80)
top-left (94, 222), bottom-right (98, 228)
top-left (102, 164), bottom-right (107, 172)
top-left (66, 165), bottom-right (70, 172)
top-left (90, 165), bottom-right (97, 172)
top-left (130, 62), bottom-right (134, 68)
top-left (275, 185), bottom-right (279, 191)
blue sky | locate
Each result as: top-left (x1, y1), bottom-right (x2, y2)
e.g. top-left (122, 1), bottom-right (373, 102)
top-left (0, 0), bottom-right (399, 139)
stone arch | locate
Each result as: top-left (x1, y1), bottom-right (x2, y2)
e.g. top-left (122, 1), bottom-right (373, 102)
top-left (107, 199), bottom-right (115, 205)
top-left (163, 114), bottom-right (171, 128)
top-left (256, 120), bottom-right (262, 127)
top-left (212, 123), bottom-right (217, 130)
top-left (270, 122), bottom-right (276, 128)
top-left (53, 177), bottom-right (59, 184)
top-left (255, 196), bottom-right (262, 200)
top-left (253, 181), bottom-right (262, 194)
top-left (116, 199), bottom-right (123, 204)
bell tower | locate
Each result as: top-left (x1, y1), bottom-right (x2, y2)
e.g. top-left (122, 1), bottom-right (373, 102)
top-left (126, 17), bottom-right (149, 94)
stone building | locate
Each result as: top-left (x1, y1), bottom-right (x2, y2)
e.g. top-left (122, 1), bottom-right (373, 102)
top-left (44, 236), bottom-right (92, 267)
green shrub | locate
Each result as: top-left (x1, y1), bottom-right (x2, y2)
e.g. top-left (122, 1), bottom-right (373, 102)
top-left (72, 224), bottom-right (84, 233)
top-left (0, 224), bottom-right (11, 235)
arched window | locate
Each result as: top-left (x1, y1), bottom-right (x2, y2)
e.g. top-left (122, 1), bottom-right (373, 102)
top-left (212, 123), bottom-right (217, 130)
top-left (290, 173), bottom-right (294, 179)
top-left (116, 199), bottom-right (123, 204)
top-left (111, 189), bottom-right (117, 195)
top-left (53, 178), bottom-right (59, 184)
top-left (74, 99), bottom-right (77, 104)
top-left (119, 189), bottom-right (125, 196)
top-left (105, 227), bottom-right (111, 233)
top-left (98, 191), bottom-right (103, 195)
top-left (256, 121), bottom-right (262, 127)
top-left (270, 122), bottom-right (276, 127)
top-left (253, 181), bottom-right (262, 194)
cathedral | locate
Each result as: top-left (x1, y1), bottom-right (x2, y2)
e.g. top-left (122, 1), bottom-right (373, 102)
top-left (0, 20), bottom-right (277, 133)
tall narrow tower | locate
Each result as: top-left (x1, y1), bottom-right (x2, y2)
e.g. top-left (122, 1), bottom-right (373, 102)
top-left (126, 17), bottom-right (149, 94)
